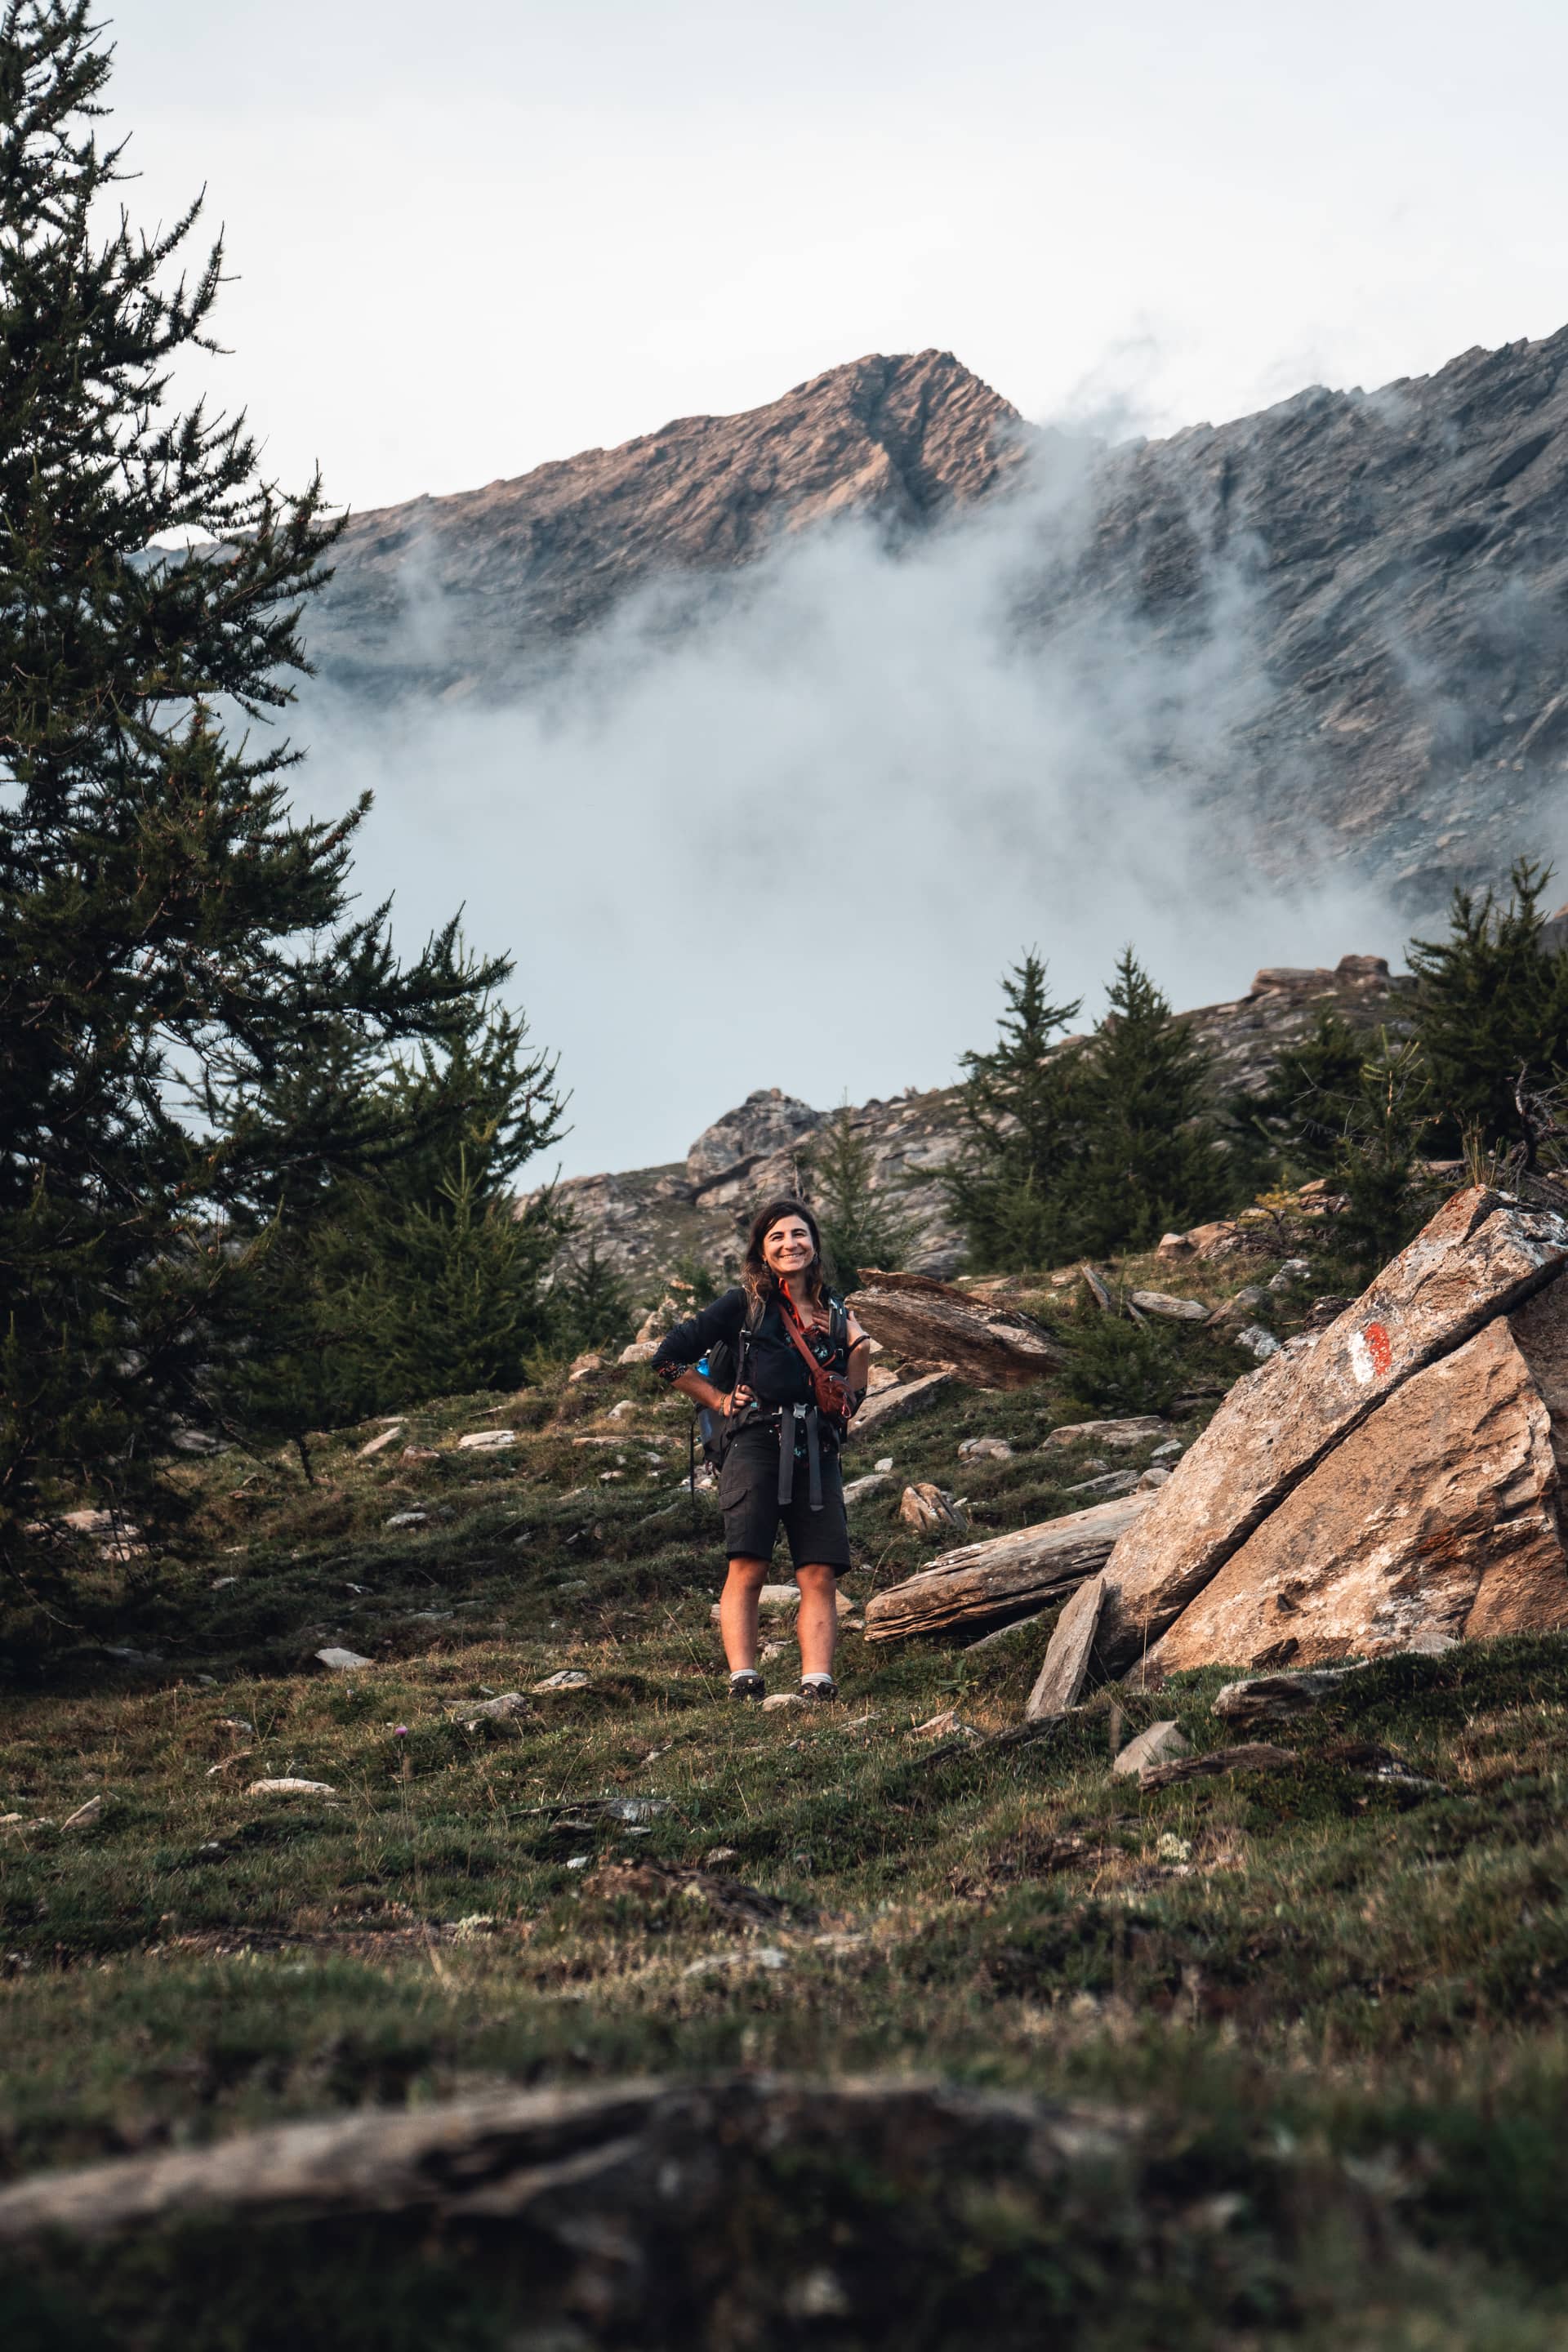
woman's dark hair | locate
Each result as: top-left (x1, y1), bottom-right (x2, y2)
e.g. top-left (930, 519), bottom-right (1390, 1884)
top-left (742, 1197), bottom-right (826, 1308)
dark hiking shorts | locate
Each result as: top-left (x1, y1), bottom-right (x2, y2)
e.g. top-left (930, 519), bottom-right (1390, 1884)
top-left (719, 1423), bottom-right (853, 1573)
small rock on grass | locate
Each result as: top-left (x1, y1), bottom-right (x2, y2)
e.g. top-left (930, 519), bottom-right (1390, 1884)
top-left (356, 1424), bottom-right (404, 1459)
top-left (1112, 1721), bottom-right (1191, 1777)
top-left (1129, 1290), bottom-right (1209, 1321)
top-left (247, 1778), bottom-right (337, 1796)
top-left (958, 1437), bottom-right (1013, 1461)
top-left (1045, 1417), bottom-right (1165, 1450)
top-left (762, 1693), bottom-right (803, 1712)
top-left (449, 1692), bottom-right (534, 1726)
top-left (315, 1646), bottom-right (372, 1672)
top-left (60, 1796), bottom-right (104, 1831)
top-left (401, 1446), bottom-right (440, 1463)
top-left (898, 1482), bottom-right (968, 1535)
top-left (457, 1429), bottom-right (515, 1450)
top-left (384, 1510), bottom-right (429, 1530)
top-left (532, 1669), bottom-right (590, 1692)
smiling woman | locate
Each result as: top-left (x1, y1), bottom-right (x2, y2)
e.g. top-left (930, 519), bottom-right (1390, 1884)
top-left (651, 1198), bottom-right (870, 1702)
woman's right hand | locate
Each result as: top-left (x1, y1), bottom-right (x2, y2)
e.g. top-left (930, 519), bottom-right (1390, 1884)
top-left (723, 1383), bottom-right (755, 1419)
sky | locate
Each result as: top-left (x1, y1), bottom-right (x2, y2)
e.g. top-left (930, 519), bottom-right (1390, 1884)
top-left (118, 0), bottom-right (1568, 513)
top-left (105, 1), bottom-right (1568, 1174)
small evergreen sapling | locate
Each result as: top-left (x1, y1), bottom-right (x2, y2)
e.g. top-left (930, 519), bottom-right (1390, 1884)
top-left (801, 1102), bottom-right (917, 1289)
top-left (943, 953), bottom-right (1085, 1271)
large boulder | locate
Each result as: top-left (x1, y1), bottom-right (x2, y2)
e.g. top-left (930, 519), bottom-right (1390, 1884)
top-left (846, 1270), bottom-right (1063, 1388)
top-left (685, 1089), bottom-right (822, 1190)
top-left (1099, 1187), bottom-right (1568, 1671)
top-left (1137, 1318), bottom-right (1568, 1680)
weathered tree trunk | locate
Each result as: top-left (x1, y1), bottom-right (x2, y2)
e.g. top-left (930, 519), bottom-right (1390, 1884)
top-left (863, 1492), bottom-right (1153, 1642)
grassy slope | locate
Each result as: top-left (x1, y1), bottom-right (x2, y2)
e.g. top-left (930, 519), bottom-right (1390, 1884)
top-left (7, 1246), bottom-right (1568, 2342)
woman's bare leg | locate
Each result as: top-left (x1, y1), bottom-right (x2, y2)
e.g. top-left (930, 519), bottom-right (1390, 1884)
top-left (795, 1562), bottom-right (840, 1680)
top-left (719, 1556), bottom-right (769, 1673)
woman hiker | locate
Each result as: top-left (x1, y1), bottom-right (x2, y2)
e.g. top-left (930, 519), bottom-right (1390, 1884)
top-left (653, 1197), bottom-right (871, 1703)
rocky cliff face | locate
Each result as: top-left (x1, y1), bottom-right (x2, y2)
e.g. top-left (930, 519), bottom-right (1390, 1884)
top-left (307, 350), bottom-right (1025, 698)
top-left (1054, 326), bottom-right (1568, 902)
top-left (310, 325), bottom-right (1568, 899)
top-left (545, 952), bottom-right (1413, 1297)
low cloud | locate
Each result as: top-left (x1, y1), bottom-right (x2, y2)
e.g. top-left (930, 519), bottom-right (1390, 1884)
top-left (296, 440), bottom-right (1401, 1179)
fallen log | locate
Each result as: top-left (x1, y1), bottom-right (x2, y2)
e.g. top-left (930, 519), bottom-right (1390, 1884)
top-left (863, 1491), bottom-right (1153, 1643)
top-left (848, 1271), bottom-right (1063, 1388)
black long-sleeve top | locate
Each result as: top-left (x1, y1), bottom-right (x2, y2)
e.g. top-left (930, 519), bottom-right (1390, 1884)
top-left (651, 1285), bottom-right (836, 1408)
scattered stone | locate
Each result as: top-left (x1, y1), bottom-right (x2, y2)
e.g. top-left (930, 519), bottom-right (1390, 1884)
top-left (60, 1796), bottom-right (104, 1831)
top-left (1065, 1469), bottom-right (1139, 1497)
top-left (1140, 1742), bottom-right (1299, 1792)
top-left (457, 1429), bottom-right (516, 1450)
top-left (703, 1847), bottom-right (740, 1869)
top-left (1234, 1324), bottom-right (1281, 1361)
top-left (874, 1456), bottom-right (893, 1472)
top-left (1081, 1265), bottom-right (1113, 1310)
top-left (1150, 1440), bottom-right (1183, 1459)
top-left (384, 1510), bottom-right (429, 1530)
top-left (568, 1353), bottom-right (607, 1383)
top-left (1098, 1187), bottom-right (1568, 1674)
top-left (1112, 1721), bottom-right (1191, 1777)
top-left (958, 1436), bottom-right (1013, 1460)
top-left (1156, 1232), bottom-right (1194, 1260)
top-left (909, 1709), bottom-right (971, 1740)
top-left (1267, 1258), bottom-right (1313, 1294)
top-left (847, 1271), bottom-right (1062, 1388)
top-left (450, 1692), bottom-right (535, 1726)
top-left (618, 1339), bottom-right (659, 1365)
top-left (357, 1424), bottom-right (404, 1459)
top-left (171, 1428), bottom-right (225, 1454)
top-left (1137, 1465), bottom-right (1172, 1490)
top-left (761, 1693), bottom-right (804, 1712)
top-left (898, 1483), bottom-right (969, 1535)
top-left (314, 1647), bottom-right (372, 1672)
top-left (843, 1473), bottom-right (891, 1505)
top-left (682, 1944), bottom-right (790, 1977)
top-left (1045, 1417), bottom-right (1165, 1450)
top-left (760, 1641), bottom-right (787, 1662)
top-left (843, 1370), bottom-right (954, 1445)
top-left (210, 1576), bottom-right (238, 1591)
top-left (1213, 1669), bottom-right (1359, 1726)
top-left (604, 1400), bottom-right (636, 1419)
top-left (1129, 1290), bottom-right (1209, 1321)
top-left (1025, 1572), bottom-right (1106, 1718)
top-left (532, 1670), bottom-right (590, 1693)
top-left (247, 1778), bottom-right (337, 1797)
top-left (401, 1445), bottom-right (440, 1463)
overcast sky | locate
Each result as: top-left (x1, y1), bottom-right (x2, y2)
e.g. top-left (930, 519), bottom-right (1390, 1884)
top-left (118, 0), bottom-right (1568, 514)
top-left (103, 2), bottom-right (1568, 1175)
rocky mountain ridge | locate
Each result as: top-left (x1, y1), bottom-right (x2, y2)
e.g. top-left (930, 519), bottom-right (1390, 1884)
top-left (544, 949), bottom-right (1413, 1293)
top-left (306, 350), bottom-right (1024, 699)
top-left (310, 326), bottom-right (1568, 899)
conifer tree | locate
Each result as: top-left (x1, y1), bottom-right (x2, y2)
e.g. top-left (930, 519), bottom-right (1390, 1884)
top-left (802, 1102), bottom-right (917, 1290)
top-left (943, 954), bottom-right (1085, 1270)
top-left (1408, 858), bottom-right (1568, 1153)
top-left (1067, 950), bottom-right (1224, 1257)
top-left (0, 5), bottom-right (519, 1581)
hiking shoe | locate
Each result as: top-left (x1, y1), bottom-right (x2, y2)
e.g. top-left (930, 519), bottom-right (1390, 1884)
top-left (728, 1671), bottom-right (765, 1702)
top-left (799, 1677), bottom-right (840, 1703)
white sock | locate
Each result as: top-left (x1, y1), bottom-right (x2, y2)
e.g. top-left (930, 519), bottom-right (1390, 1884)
top-left (730, 1666), bottom-right (758, 1681)
top-left (801, 1671), bottom-right (835, 1687)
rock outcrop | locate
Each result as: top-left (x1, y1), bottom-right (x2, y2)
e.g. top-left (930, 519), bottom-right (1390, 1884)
top-left (845, 1270), bottom-right (1062, 1388)
top-left (310, 324), bottom-right (1568, 898)
top-left (540, 953), bottom-right (1412, 1292)
top-left (1103, 1188), bottom-right (1568, 1681)
top-left (305, 351), bottom-right (1026, 698)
